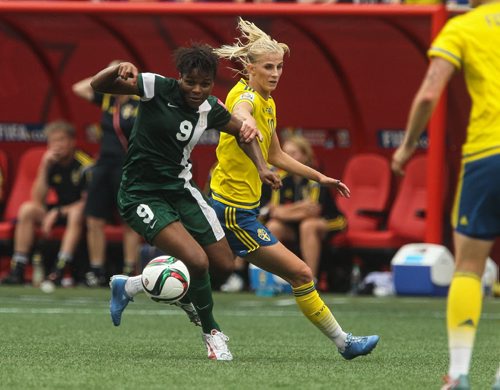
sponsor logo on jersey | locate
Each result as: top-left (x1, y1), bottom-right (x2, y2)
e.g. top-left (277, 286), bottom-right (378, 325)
top-left (257, 228), bottom-right (271, 242)
top-left (240, 92), bottom-right (255, 102)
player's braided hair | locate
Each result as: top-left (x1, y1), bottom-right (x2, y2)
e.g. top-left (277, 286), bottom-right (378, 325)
top-left (174, 43), bottom-right (219, 79)
top-left (214, 18), bottom-right (290, 76)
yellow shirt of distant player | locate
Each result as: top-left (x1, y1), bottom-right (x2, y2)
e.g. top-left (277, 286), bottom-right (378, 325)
top-left (211, 79), bottom-right (276, 208)
top-left (428, 2), bottom-right (500, 160)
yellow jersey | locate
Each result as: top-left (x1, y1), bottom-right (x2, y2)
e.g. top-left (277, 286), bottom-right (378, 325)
top-left (210, 79), bottom-right (276, 208)
top-left (428, 2), bottom-right (500, 160)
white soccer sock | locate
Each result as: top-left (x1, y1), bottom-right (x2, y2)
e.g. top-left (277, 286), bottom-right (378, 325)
top-left (125, 275), bottom-right (144, 297)
top-left (330, 324), bottom-right (348, 351)
top-left (449, 346), bottom-right (473, 379)
top-left (315, 311), bottom-right (347, 349)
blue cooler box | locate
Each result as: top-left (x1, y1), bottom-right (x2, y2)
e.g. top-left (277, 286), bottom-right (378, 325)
top-left (391, 243), bottom-right (454, 296)
top-left (248, 264), bottom-right (292, 296)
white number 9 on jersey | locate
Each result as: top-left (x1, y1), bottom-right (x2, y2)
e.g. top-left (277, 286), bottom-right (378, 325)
top-left (177, 120), bottom-right (193, 141)
top-left (137, 204), bottom-right (154, 224)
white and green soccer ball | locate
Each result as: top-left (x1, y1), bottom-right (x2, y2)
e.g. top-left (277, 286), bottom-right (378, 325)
top-left (141, 256), bottom-right (190, 304)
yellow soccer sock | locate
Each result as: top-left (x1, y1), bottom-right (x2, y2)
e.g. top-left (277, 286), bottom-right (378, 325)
top-left (293, 281), bottom-right (346, 349)
top-left (447, 272), bottom-right (482, 378)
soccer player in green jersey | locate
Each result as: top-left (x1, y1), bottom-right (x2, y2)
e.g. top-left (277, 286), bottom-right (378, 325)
top-left (210, 18), bottom-right (379, 361)
top-left (392, 0), bottom-right (500, 387)
top-left (92, 44), bottom-right (280, 361)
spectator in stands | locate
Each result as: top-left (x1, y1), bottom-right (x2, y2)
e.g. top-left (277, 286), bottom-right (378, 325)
top-left (73, 62), bottom-right (142, 287)
top-left (265, 135), bottom-right (346, 284)
top-left (1, 121), bottom-right (92, 285)
top-left (391, 0), bottom-right (500, 387)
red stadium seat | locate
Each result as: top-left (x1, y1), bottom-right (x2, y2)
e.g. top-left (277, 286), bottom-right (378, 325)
top-left (344, 155), bottom-right (429, 250)
top-left (332, 153), bottom-right (392, 247)
top-left (0, 149), bottom-right (8, 206)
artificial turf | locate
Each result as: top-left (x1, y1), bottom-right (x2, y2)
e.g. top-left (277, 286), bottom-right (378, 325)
top-left (0, 286), bottom-right (498, 389)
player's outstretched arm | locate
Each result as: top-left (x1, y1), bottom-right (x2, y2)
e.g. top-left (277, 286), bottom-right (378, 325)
top-left (392, 57), bottom-right (455, 176)
top-left (91, 62), bottom-right (140, 96)
top-left (267, 132), bottom-right (349, 197)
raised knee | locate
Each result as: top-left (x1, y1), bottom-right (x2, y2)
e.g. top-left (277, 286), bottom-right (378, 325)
top-left (18, 201), bottom-right (40, 220)
top-left (291, 263), bottom-right (314, 287)
top-left (299, 218), bottom-right (320, 234)
top-left (186, 252), bottom-right (210, 278)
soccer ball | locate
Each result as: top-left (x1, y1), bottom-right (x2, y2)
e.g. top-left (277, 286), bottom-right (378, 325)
top-left (141, 255), bottom-right (190, 304)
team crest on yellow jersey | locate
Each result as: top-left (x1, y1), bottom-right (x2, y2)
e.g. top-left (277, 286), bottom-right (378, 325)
top-left (257, 228), bottom-right (271, 242)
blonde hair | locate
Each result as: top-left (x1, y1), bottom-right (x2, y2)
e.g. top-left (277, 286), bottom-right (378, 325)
top-left (214, 18), bottom-right (289, 75)
top-left (44, 120), bottom-right (75, 138)
top-left (284, 135), bottom-right (314, 167)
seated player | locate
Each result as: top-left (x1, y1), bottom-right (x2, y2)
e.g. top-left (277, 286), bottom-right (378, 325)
top-left (2, 121), bottom-right (92, 286)
top-left (266, 135), bottom-right (346, 283)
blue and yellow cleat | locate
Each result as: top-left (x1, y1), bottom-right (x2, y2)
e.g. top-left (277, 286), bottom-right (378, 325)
top-left (109, 275), bottom-right (133, 327)
top-left (339, 333), bottom-right (380, 360)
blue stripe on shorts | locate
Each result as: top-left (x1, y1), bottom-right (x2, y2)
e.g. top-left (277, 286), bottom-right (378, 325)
top-left (210, 198), bottom-right (278, 257)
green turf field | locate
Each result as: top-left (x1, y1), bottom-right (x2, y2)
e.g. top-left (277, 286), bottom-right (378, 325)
top-left (0, 286), bottom-right (498, 390)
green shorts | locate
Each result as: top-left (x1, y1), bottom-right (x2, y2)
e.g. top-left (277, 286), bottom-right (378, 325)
top-left (117, 183), bottom-right (225, 246)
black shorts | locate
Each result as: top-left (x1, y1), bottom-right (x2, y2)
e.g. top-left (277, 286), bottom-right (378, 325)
top-left (84, 161), bottom-right (123, 221)
top-left (47, 204), bottom-right (68, 226)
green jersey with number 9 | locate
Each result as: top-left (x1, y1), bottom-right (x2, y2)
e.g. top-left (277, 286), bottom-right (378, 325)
top-left (121, 73), bottom-right (231, 192)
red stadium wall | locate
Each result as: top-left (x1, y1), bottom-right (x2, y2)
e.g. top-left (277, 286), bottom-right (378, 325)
top-left (1, 2), bottom-right (497, 260)
top-left (0, 3), bottom-right (443, 183)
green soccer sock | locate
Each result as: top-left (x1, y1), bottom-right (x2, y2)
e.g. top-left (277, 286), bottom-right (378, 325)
top-left (187, 272), bottom-right (220, 334)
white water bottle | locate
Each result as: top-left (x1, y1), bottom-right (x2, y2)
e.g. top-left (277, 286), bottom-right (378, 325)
top-left (32, 252), bottom-right (44, 287)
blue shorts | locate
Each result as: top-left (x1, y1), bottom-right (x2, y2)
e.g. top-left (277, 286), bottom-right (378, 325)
top-left (210, 198), bottom-right (278, 257)
top-left (452, 152), bottom-right (500, 240)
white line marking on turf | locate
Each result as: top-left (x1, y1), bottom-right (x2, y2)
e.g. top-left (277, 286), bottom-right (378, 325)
top-left (0, 307), bottom-right (499, 320)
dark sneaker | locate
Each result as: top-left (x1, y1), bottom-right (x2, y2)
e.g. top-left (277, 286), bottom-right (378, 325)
top-left (1, 265), bottom-right (25, 285)
top-left (47, 267), bottom-right (64, 286)
top-left (85, 271), bottom-right (106, 288)
top-left (339, 333), bottom-right (379, 360)
top-left (174, 301), bottom-right (201, 327)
